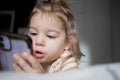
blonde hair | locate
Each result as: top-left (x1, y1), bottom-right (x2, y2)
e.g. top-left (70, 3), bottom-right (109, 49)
top-left (28, 0), bottom-right (83, 61)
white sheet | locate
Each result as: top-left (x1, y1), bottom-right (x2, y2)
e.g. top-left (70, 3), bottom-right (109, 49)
top-left (0, 62), bottom-right (120, 80)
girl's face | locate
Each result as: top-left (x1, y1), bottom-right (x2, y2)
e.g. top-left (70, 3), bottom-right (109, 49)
top-left (28, 13), bottom-right (69, 64)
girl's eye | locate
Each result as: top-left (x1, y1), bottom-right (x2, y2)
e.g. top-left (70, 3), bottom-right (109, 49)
top-left (47, 35), bottom-right (56, 39)
top-left (29, 33), bottom-right (37, 36)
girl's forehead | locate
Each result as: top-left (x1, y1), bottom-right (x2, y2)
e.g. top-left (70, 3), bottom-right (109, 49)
top-left (30, 12), bottom-right (65, 31)
top-left (33, 12), bottom-right (60, 21)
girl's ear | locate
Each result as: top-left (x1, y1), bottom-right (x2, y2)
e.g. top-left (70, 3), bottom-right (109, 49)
top-left (65, 36), bottom-right (72, 50)
top-left (65, 43), bottom-right (70, 50)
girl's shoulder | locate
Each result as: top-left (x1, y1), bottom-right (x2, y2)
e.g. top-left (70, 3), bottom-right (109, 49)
top-left (49, 52), bottom-right (78, 73)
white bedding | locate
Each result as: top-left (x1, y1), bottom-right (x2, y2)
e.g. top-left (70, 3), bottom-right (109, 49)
top-left (0, 62), bottom-right (120, 80)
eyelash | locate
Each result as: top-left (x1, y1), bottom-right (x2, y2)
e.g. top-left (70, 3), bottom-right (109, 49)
top-left (47, 35), bottom-right (56, 39)
top-left (29, 33), bottom-right (37, 36)
top-left (29, 32), bottom-right (56, 39)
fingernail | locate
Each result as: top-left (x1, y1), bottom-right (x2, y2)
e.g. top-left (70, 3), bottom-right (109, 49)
top-left (13, 54), bottom-right (19, 61)
top-left (13, 54), bottom-right (18, 58)
top-left (23, 52), bottom-right (28, 57)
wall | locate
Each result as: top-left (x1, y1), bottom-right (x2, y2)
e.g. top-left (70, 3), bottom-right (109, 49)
top-left (70, 0), bottom-right (112, 68)
top-left (110, 0), bottom-right (120, 62)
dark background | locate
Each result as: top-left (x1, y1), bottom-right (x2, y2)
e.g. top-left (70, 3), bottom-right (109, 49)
top-left (0, 0), bottom-right (36, 33)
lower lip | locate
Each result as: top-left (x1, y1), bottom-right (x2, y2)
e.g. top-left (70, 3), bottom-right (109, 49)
top-left (35, 53), bottom-right (45, 58)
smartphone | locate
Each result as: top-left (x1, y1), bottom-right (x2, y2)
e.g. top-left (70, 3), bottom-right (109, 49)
top-left (0, 32), bottom-right (33, 71)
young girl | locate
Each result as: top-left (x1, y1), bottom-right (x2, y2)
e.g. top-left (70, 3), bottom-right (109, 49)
top-left (13, 0), bottom-right (83, 73)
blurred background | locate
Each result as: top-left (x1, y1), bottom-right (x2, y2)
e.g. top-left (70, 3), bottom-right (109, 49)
top-left (0, 0), bottom-right (120, 69)
top-left (0, 0), bottom-right (36, 33)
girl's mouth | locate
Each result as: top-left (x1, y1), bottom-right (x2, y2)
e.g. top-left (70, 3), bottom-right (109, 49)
top-left (34, 51), bottom-right (45, 58)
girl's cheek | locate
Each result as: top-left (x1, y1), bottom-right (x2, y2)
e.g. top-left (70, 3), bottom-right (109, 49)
top-left (31, 39), bottom-right (36, 49)
top-left (31, 37), bottom-right (36, 43)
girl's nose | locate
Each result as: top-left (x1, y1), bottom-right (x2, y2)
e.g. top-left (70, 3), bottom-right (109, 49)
top-left (35, 36), bottom-right (45, 46)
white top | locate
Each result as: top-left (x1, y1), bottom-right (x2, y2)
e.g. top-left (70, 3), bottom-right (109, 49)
top-left (49, 51), bottom-right (78, 73)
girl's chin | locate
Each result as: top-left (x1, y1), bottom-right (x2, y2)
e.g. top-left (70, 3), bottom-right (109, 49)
top-left (37, 59), bottom-right (54, 64)
top-left (36, 58), bottom-right (45, 62)
top-left (36, 58), bottom-right (48, 63)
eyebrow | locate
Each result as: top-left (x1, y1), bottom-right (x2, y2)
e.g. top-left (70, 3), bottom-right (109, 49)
top-left (28, 26), bottom-right (61, 34)
top-left (28, 26), bottom-right (37, 30)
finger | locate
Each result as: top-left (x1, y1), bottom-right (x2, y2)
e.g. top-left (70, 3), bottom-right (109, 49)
top-left (13, 54), bottom-right (33, 72)
top-left (22, 52), bottom-right (44, 72)
top-left (12, 64), bottom-right (23, 72)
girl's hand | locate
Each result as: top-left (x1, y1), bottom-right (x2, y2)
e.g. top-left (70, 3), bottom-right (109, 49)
top-left (13, 52), bottom-right (44, 73)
